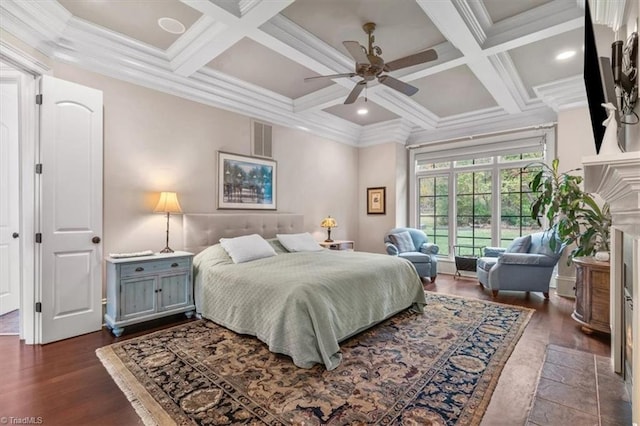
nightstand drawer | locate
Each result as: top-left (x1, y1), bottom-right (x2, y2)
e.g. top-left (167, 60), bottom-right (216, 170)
top-left (319, 240), bottom-right (355, 251)
top-left (120, 257), bottom-right (190, 278)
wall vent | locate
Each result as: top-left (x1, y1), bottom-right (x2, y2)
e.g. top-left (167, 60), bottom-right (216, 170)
top-left (252, 120), bottom-right (272, 158)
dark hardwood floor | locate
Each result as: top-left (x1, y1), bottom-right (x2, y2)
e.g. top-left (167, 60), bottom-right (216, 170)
top-left (0, 274), bottom-right (611, 425)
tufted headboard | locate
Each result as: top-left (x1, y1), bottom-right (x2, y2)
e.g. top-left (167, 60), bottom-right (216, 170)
top-left (183, 213), bottom-right (305, 254)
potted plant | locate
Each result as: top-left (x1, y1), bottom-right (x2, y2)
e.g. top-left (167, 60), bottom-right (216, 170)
top-left (526, 158), bottom-right (611, 264)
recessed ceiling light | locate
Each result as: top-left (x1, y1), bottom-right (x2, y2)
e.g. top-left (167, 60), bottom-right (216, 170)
top-left (297, 125), bottom-right (309, 131)
top-left (357, 108), bottom-right (368, 115)
top-left (158, 17), bottom-right (185, 35)
top-left (556, 50), bottom-right (576, 61)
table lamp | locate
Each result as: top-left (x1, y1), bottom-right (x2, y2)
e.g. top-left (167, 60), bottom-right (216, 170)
top-left (154, 191), bottom-right (182, 253)
top-left (320, 216), bottom-right (337, 242)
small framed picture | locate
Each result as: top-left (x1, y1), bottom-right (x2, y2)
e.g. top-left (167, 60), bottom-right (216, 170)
top-left (218, 151), bottom-right (276, 210)
top-left (367, 187), bottom-right (386, 215)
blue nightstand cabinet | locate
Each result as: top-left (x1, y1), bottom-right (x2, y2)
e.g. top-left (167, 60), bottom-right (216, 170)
top-left (105, 251), bottom-right (195, 336)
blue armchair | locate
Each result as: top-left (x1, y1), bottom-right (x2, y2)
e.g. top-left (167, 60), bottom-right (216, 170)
top-left (476, 232), bottom-right (565, 299)
top-left (384, 227), bottom-right (439, 281)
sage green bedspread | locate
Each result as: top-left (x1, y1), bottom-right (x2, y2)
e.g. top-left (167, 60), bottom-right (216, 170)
top-left (193, 242), bottom-right (426, 370)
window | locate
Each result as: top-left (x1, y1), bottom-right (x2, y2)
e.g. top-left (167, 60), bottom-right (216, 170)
top-left (456, 170), bottom-right (492, 254)
top-left (410, 129), bottom-right (551, 259)
top-left (418, 175), bottom-right (449, 256)
top-left (499, 166), bottom-right (540, 247)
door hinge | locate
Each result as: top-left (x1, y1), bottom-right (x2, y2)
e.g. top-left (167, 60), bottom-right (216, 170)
top-left (35, 233), bottom-right (42, 243)
top-left (35, 163), bottom-right (43, 174)
top-left (36, 94), bottom-right (42, 105)
top-left (35, 302), bottom-right (42, 313)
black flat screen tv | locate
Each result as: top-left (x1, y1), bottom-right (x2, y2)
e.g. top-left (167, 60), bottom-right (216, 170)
top-left (583, 0), bottom-right (624, 153)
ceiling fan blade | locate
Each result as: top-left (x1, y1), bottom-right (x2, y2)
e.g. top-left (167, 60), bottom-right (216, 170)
top-left (304, 73), bottom-right (356, 82)
top-left (384, 49), bottom-right (438, 72)
top-left (378, 75), bottom-right (418, 96)
top-left (344, 81), bottom-right (366, 104)
top-left (343, 41), bottom-right (370, 65)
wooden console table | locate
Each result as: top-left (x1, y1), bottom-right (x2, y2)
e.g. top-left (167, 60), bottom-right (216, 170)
top-left (572, 256), bottom-right (611, 334)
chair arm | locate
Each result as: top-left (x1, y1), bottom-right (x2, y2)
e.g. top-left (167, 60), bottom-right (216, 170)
top-left (385, 242), bottom-right (399, 256)
top-left (420, 243), bottom-right (439, 255)
top-left (497, 253), bottom-right (558, 267)
top-left (483, 247), bottom-right (506, 257)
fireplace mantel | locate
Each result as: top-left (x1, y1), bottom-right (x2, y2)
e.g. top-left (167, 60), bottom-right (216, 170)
top-left (583, 152), bottom-right (640, 234)
top-left (583, 151), bottom-right (640, 424)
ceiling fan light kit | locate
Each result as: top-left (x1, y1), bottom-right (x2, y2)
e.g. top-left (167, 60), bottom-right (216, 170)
top-left (304, 22), bottom-right (438, 105)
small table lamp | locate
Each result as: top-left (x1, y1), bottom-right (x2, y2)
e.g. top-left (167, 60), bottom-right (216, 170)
top-left (320, 216), bottom-right (337, 242)
top-left (154, 191), bottom-right (183, 253)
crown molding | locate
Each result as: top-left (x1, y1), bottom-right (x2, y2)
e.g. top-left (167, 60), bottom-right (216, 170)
top-left (484, 1), bottom-right (584, 53)
top-left (533, 75), bottom-right (587, 112)
top-left (0, 39), bottom-right (51, 75)
top-left (583, 151), bottom-right (640, 233)
top-left (407, 106), bottom-right (556, 146)
top-left (488, 52), bottom-right (536, 109)
top-left (452, 0), bottom-right (487, 45)
top-left (587, 0), bottom-right (628, 32)
top-left (358, 119), bottom-right (413, 147)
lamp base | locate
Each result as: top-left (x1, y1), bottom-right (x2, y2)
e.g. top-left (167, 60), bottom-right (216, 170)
top-left (160, 246), bottom-right (175, 253)
top-left (324, 239), bottom-right (334, 243)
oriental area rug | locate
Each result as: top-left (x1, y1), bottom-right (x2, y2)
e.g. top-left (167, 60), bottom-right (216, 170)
top-left (97, 292), bottom-right (533, 426)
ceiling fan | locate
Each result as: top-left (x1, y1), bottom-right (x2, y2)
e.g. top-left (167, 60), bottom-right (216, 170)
top-left (304, 22), bottom-right (438, 104)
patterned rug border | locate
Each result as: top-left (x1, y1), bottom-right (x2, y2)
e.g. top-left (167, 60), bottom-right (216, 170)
top-left (97, 292), bottom-right (535, 426)
top-left (97, 345), bottom-right (174, 426)
top-left (462, 297), bottom-right (534, 425)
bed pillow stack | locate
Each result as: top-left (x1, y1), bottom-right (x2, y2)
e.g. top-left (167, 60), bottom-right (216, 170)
top-left (219, 234), bottom-right (277, 263)
top-left (277, 232), bottom-right (323, 252)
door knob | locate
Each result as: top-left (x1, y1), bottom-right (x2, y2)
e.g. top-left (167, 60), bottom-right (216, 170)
top-left (92, 236), bottom-right (101, 244)
top-left (12, 232), bottom-right (19, 239)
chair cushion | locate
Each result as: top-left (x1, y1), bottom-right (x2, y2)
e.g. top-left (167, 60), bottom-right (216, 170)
top-left (505, 235), bottom-right (532, 253)
top-left (389, 231), bottom-right (415, 253)
top-left (477, 257), bottom-right (498, 272)
top-left (399, 252), bottom-right (431, 263)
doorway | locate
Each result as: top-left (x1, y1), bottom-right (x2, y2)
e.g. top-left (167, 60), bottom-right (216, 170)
top-left (0, 60), bottom-right (36, 340)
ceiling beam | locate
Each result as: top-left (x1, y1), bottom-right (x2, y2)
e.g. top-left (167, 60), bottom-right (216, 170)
top-left (173, 0), bottom-right (293, 76)
top-left (416, 0), bottom-right (522, 114)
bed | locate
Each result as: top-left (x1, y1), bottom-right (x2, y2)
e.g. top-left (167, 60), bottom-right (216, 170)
top-left (184, 213), bottom-right (426, 370)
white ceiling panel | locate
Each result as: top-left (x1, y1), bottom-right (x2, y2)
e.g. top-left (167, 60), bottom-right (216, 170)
top-left (411, 65), bottom-right (498, 117)
top-left (323, 98), bottom-right (400, 125)
top-left (483, 0), bottom-right (553, 24)
top-left (207, 37), bottom-right (334, 99)
top-left (58, 0), bottom-right (202, 50)
top-left (280, 0), bottom-right (445, 66)
top-left (509, 28), bottom-right (586, 98)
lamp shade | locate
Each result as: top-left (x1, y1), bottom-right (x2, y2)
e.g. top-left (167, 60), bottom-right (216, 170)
top-left (154, 192), bottom-right (183, 214)
top-left (320, 216), bottom-right (337, 228)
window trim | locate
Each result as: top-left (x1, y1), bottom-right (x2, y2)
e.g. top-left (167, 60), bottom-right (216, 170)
top-left (409, 127), bottom-right (556, 257)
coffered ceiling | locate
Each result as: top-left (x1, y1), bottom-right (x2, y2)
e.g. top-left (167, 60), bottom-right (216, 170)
top-left (0, 0), bottom-right (624, 146)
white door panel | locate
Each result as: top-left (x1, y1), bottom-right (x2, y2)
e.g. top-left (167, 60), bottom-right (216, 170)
top-left (0, 81), bottom-right (20, 316)
top-left (40, 75), bottom-right (103, 344)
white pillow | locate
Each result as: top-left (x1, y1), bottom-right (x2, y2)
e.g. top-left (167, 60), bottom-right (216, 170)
top-left (219, 234), bottom-right (277, 264)
top-left (276, 232), bottom-right (323, 252)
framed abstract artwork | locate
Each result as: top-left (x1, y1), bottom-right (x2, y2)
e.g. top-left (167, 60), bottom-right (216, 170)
top-left (367, 187), bottom-right (386, 215)
top-left (218, 152), bottom-right (276, 210)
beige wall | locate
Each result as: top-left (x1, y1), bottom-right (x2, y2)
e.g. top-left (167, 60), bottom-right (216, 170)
top-left (51, 62), bottom-right (359, 263)
top-left (357, 142), bottom-right (407, 253)
top-left (557, 107), bottom-right (598, 171)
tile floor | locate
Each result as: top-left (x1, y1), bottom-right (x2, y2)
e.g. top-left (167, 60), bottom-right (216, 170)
top-left (527, 344), bottom-right (632, 425)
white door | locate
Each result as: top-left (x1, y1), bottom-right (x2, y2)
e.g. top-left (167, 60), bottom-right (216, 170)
top-left (39, 75), bottom-right (103, 344)
top-left (0, 80), bottom-right (21, 316)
